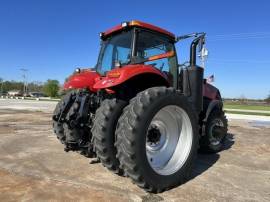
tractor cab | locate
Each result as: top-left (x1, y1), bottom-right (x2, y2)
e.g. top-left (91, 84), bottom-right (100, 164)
top-left (96, 21), bottom-right (178, 84)
top-left (95, 21), bottom-right (207, 112)
top-left (95, 21), bottom-right (207, 92)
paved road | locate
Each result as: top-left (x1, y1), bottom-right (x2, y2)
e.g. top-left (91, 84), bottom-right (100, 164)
top-left (0, 99), bottom-right (269, 201)
top-left (1, 98), bottom-right (270, 122)
top-left (225, 108), bottom-right (270, 114)
top-left (0, 98), bottom-right (57, 112)
top-left (226, 113), bottom-right (270, 122)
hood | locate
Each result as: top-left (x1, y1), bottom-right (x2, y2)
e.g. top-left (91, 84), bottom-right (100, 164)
top-left (63, 69), bottom-right (100, 92)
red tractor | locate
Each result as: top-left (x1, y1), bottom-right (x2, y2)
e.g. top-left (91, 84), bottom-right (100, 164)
top-left (52, 20), bottom-right (228, 192)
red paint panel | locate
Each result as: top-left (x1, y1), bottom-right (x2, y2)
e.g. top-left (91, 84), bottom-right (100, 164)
top-left (129, 21), bottom-right (175, 38)
top-left (104, 24), bottom-right (123, 36)
top-left (103, 20), bottom-right (175, 39)
top-left (63, 70), bottom-right (100, 92)
top-left (93, 64), bottom-right (169, 89)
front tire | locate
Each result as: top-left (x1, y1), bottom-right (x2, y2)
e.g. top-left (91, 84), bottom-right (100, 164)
top-left (200, 109), bottom-right (228, 153)
top-left (115, 87), bottom-right (198, 192)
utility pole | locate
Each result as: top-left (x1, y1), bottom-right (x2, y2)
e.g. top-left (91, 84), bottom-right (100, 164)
top-left (0, 79), bottom-right (3, 95)
top-left (20, 68), bottom-right (28, 96)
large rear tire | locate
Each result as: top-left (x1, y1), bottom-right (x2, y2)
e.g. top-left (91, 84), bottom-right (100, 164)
top-left (92, 99), bottom-right (127, 175)
top-left (115, 87), bottom-right (198, 192)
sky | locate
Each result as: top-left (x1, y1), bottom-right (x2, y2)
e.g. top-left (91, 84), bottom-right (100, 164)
top-left (0, 0), bottom-right (270, 99)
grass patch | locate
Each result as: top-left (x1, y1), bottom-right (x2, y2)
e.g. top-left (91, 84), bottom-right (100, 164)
top-left (224, 104), bottom-right (270, 111)
top-left (225, 110), bottom-right (270, 116)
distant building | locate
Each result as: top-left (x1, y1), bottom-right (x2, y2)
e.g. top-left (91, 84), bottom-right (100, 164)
top-left (8, 90), bottom-right (22, 96)
top-left (28, 92), bottom-right (46, 98)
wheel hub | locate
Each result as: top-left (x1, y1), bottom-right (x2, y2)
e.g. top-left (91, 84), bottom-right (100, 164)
top-left (146, 122), bottom-right (167, 152)
top-left (209, 119), bottom-right (225, 145)
top-left (145, 105), bottom-right (193, 176)
top-left (147, 126), bottom-right (161, 144)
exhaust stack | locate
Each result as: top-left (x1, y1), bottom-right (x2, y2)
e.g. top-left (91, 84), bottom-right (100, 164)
top-left (183, 34), bottom-right (205, 113)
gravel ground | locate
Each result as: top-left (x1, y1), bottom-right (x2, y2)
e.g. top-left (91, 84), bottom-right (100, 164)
top-left (0, 99), bottom-right (269, 202)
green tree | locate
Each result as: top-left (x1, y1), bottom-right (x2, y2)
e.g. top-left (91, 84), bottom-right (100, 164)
top-left (239, 94), bottom-right (247, 104)
top-left (28, 81), bottom-right (44, 92)
top-left (0, 78), bottom-right (3, 94)
top-left (1, 80), bottom-right (23, 92)
top-left (43, 79), bottom-right (59, 97)
top-left (266, 93), bottom-right (270, 104)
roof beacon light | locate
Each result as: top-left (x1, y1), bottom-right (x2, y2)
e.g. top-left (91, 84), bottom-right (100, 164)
top-left (121, 21), bottom-right (129, 28)
top-left (99, 32), bottom-right (104, 38)
top-left (75, 68), bottom-right (81, 73)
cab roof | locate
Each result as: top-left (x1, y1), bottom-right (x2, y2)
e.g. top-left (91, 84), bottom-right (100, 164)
top-left (102, 20), bottom-right (175, 40)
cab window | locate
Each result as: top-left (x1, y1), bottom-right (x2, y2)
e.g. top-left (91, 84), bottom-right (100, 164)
top-left (136, 30), bottom-right (175, 72)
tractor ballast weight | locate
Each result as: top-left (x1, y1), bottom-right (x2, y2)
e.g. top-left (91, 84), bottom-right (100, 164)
top-left (52, 21), bottom-right (228, 193)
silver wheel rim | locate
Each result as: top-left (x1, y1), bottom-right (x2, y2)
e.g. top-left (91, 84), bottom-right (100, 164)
top-left (146, 105), bottom-right (193, 175)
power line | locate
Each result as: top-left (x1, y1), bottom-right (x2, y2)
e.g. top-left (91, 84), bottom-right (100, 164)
top-left (208, 36), bottom-right (270, 41)
top-left (210, 32), bottom-right (270, 37)
top-left (208, 58), bottom-right (270, 64)
top-left (207, 61), bottom-right (270, 65)
top-left (207, 32), bottom-right (270, 41)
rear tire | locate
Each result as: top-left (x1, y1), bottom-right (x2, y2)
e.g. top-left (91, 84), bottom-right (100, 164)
top-left (92, 99), bottom-right (127, 175)
top-left (115, 87), bottom-right (198, 192)
top-left (199, 109), bottom-right (228, 153)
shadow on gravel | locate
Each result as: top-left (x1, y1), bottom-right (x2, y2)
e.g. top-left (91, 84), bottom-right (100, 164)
top-left (192, 133), bottom-right (235, 178)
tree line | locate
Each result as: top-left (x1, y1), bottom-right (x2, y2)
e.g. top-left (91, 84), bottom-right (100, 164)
top-left (1, 77), bottom-right (270, 102)
top-left (266, 94), bottom-right (270, 104)
top-left (0, 78), bottom-right (60, 98)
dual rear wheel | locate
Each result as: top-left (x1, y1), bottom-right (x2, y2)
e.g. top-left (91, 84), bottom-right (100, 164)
top-left (92, 87), bottom-right (198, 192)
top-left (54, 87), bottom-right (227, 192)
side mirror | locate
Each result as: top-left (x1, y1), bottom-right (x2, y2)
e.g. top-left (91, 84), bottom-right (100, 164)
top-left (198, 47), bottom-right (209, 68)
top-left (201, 47), bottom-right (209, 58)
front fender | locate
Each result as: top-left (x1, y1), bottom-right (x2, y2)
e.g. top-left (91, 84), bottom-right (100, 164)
top-left (203, 83), bottom-right (219, 100)
top-left (64, 70), bottom-right (100, 92)
top-left (93, 64), bottom-right (169, 90)
top-left (203, 100), bottom-right (223, 122)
